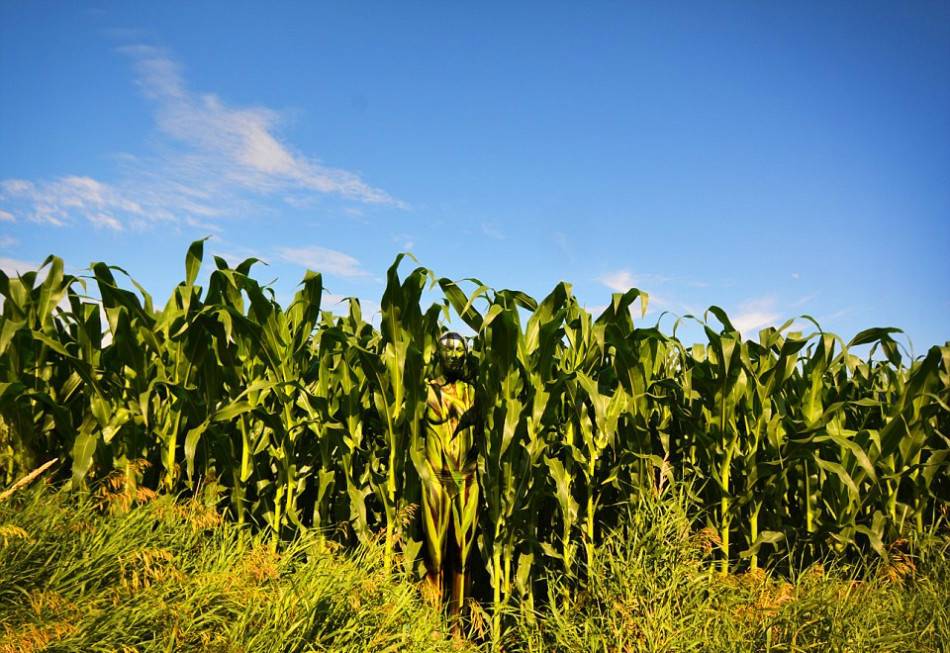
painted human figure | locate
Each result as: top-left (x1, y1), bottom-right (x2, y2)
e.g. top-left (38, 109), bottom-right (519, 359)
top-left (420, 332), bottom-right (479, 624)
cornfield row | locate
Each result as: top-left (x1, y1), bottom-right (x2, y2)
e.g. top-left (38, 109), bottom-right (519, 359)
top-left (2, 240), bottom-right (948, 636)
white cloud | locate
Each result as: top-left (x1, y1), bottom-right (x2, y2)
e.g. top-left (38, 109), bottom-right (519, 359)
top-left (0, 176), bottom-right (136, 229)
top-left (184, 216), bottom-right (225, 233)
top-left (126, 46), bottom-right (401, 205)
top-left (730, 296), bottom-right (781, 335)
top-left (0, 235), bottom-right (17, 248)
top-left (732, 310), bottom-right (779, 335)
top-left (0, 209), bottom-right (14, 222)
top-left (0, 45), bottom-right (403, 231)
top-left (597, 270), bottom-right (702, 321)
top-left (598, 269), bottom-right (637, 292)
top-left (597, 268), bottom-right (723, 326)
top-left (0, 257), bottom-right (37, 276)
top-left (209, 239), bottom-right (267, 269)
top-left (277, 245), bottom-right (370, 278)
top-left (0, 180), bottom-right (31, 195)
top-left (321, 292), bottom-right (381, 321)
top-left (598, 269), bottom-right (682, 293)
top-left (322, 292), bottom-right (351, 307)
top-left (88, 213), bottom-right (124, 231)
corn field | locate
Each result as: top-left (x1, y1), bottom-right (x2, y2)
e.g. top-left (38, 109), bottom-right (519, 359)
top-left (1, 240), bottom-right (948, 638)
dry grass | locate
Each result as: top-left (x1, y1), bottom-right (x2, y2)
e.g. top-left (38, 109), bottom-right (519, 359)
top-left (0, 485), bottom-right (472, 653)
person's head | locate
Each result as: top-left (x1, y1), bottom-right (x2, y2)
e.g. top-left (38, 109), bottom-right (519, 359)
top-left (438, 332), bottom-right (468, 381)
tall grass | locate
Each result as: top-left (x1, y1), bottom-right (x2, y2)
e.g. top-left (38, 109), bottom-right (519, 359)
top-left (512, 485), bottom-right (950, 652)
top-left (0, 482), bottom-right (469, 653)
top-left (2, 480), bottom-right (946, 652)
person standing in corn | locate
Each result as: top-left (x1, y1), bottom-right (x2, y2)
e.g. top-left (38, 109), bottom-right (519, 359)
top-left (418, 332), bottom-right (479, 626)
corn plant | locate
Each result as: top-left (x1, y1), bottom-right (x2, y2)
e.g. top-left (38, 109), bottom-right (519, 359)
top-left (1, 240), bottom-right (947, 645)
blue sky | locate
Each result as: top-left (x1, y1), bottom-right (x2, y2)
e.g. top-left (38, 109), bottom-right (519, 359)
top-left (1, 2), bottom-right (948, 349)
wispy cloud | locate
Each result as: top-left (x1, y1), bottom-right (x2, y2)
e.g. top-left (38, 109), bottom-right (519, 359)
top-left (597, 269), bottom-right (702, 320)
top-left (481, 222), bottom-right (505, 240)
top-left (322, 292), bottom-right (351, 309)
top-left (730, 296), bottom-right (781, 335)
top-left (277, 245), bottom-right (370, 278)
top-left (0, 235), bottom-right (17, 249)
top-left (0, 177), bottom-right (133, 229)
top-left (0, 256), bottom-right (37, 276)
top-left (552, 231), bottom-right (577, 264)
top-left (321, 291), bottom-right (381, 318)
top-left (791, 292), bottom-right (818, 308)
top-left (818, 307), bottom-right (853, 323)
top-left (0, 45), bottom-right (403, 230)
top-left (391, 233), bottom-right (414, 250)
top-left (598, 269), bottom-right (685, 293)
top-left (207, 237), bottom-right (267, 269)
top-left (125, 46), bottom-right (401, 205)
top-left (598, 270), bottom-right (637, 292)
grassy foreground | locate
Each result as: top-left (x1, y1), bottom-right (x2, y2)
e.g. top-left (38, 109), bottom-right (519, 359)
top-left (2, 482), bottom-right (947, 653)
top-left (514, 490), bottom-right (950, 652)
top-left (0, 483), bottom-right (472, 653)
